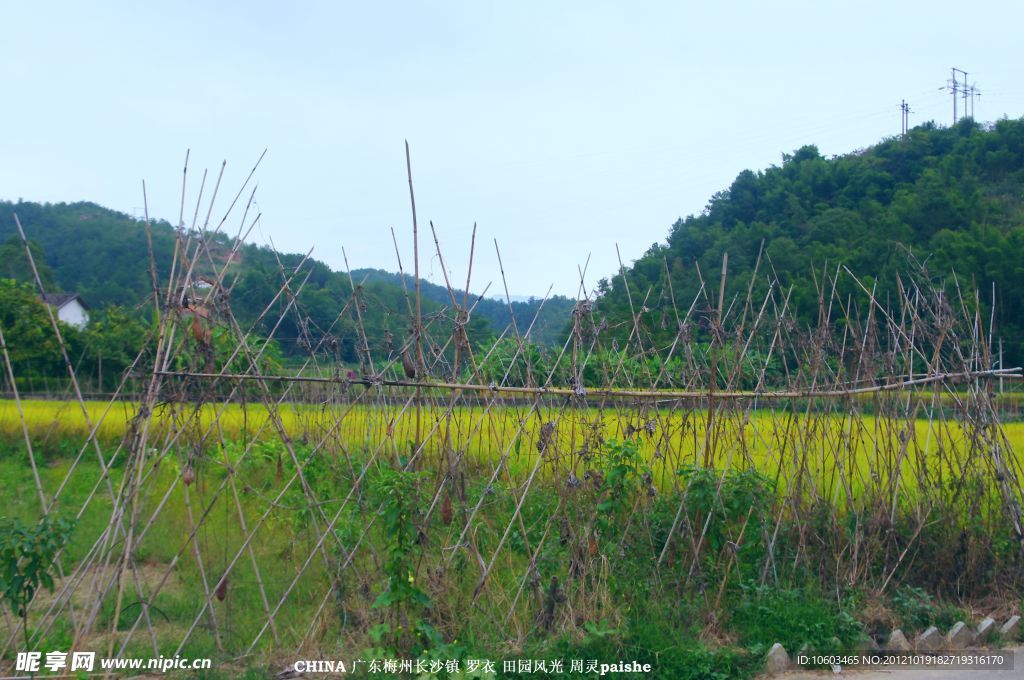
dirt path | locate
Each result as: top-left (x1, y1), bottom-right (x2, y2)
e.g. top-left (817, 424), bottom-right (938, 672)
top-left (779, 647), bottom-right (1024, 680)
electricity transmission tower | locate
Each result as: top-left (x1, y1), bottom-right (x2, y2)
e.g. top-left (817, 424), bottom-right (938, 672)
top-left (946, 67), bottom-right (981, 123)
top-left (900, 99), bottom-right (911, 135)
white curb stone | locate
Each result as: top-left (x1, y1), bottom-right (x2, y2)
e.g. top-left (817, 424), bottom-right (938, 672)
top-left (976, 616), bottom-right (997, 642)
top-left (946, 621), bottom-right (974, 649)
top-left (888, 629), bottom-right (912, 651)
top-left (915, 626), bottom-right (942, 650)
top-left (1000, 615), bottom-right (1021, 641)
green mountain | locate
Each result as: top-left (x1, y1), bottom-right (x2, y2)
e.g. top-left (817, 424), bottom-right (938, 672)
top-left (0, 202), bottom-right (547, 362)
top-left (0, 197), bottom-right (577, 362)
top-left (4, 117), bottom-right (1024, 373)
top-left (595, 117), bottom-right (1024, 364)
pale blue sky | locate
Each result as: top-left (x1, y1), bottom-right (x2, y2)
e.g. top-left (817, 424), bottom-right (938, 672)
top-left (2, 1), bottom-right (1022, 298)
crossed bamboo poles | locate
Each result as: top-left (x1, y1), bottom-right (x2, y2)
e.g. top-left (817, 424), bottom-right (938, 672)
top-left (0, 148), bottom-right (1021, 663)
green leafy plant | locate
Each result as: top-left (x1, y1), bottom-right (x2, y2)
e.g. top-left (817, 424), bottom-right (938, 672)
top-left (676, 465), bottom-right (774, 582)
top-left (368, 466), bottom-right (435, 656)
top-left (891, 585), bottom-right (967, 635)
top-left (593, 439), bottom-right (652, 541)
top-left (0, 515), bottom-right (75, 646)
top-left (542, 611), bottom-right (758, 680)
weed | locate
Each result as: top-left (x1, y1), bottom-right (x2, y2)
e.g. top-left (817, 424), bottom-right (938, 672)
top-left (729, 582), bottom-right (863, 655)
top-left (891, 585), bottom-right (967, 634)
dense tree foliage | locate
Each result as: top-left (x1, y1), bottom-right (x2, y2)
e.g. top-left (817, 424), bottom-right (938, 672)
top-left (0, 203), bottom-right (180, 308)
top-left (0, 280), bottom-right (66, 377)
top-left (596, 117), bottom-right (1024, 364)
top-left (0, 280), bottom-right (150, 391)
top-left (0, 237), bottom-right (57, 290)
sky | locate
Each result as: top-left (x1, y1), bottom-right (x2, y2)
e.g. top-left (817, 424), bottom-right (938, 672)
top-left (2, 1), bottom-right (1022, 300)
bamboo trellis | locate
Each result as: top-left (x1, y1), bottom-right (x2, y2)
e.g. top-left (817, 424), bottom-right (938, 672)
top-left (1, 151), bottom-right (1022, 668)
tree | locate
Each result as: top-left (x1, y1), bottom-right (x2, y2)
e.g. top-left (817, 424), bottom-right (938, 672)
top-left (477, 337), bottom-right (551, 387)
top-left (82, 306), bottom-right (151, 390)
top-left (0, 279), bottom-right (78, 377)
top-left (597, 117), bottom-right (1024, 366)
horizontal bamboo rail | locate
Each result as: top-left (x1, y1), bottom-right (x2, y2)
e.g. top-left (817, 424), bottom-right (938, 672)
top-left (155, 367), bottom-right (1022, 400)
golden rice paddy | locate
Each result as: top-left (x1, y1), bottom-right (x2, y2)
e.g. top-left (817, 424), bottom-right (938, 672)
top-left (2, 397), bottom-right (1021, 507)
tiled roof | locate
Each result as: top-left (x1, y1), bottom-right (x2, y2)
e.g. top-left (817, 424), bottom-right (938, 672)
top-left (41, 293), bottom-right (90, 310)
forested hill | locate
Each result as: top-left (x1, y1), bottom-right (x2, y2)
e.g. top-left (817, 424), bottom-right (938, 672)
top-left (0, 201), bottom-right (571, 358)
top-left (5, 117), bottom-right (1024, 365)
top-left (596, 117), bottom-right (1024, 363)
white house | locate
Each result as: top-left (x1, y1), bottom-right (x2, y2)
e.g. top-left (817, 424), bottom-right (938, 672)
top-left (41, 293), bottom-right (90, 328)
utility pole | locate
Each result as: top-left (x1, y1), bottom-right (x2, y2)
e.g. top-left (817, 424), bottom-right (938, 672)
top-left (967, 82), bottom-right (981, 119)
top-left (949, 67), bottom-right (966, 123)
top-left (900, 99), bottom-right (911, 135)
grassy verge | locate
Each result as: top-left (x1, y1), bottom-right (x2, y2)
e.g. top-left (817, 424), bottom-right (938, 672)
top-left (0, 429), bottom-right (1017, 678)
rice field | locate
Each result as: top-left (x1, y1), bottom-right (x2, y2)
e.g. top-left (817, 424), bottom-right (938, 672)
top-left (4, 396), bottom-right (1022, 505)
